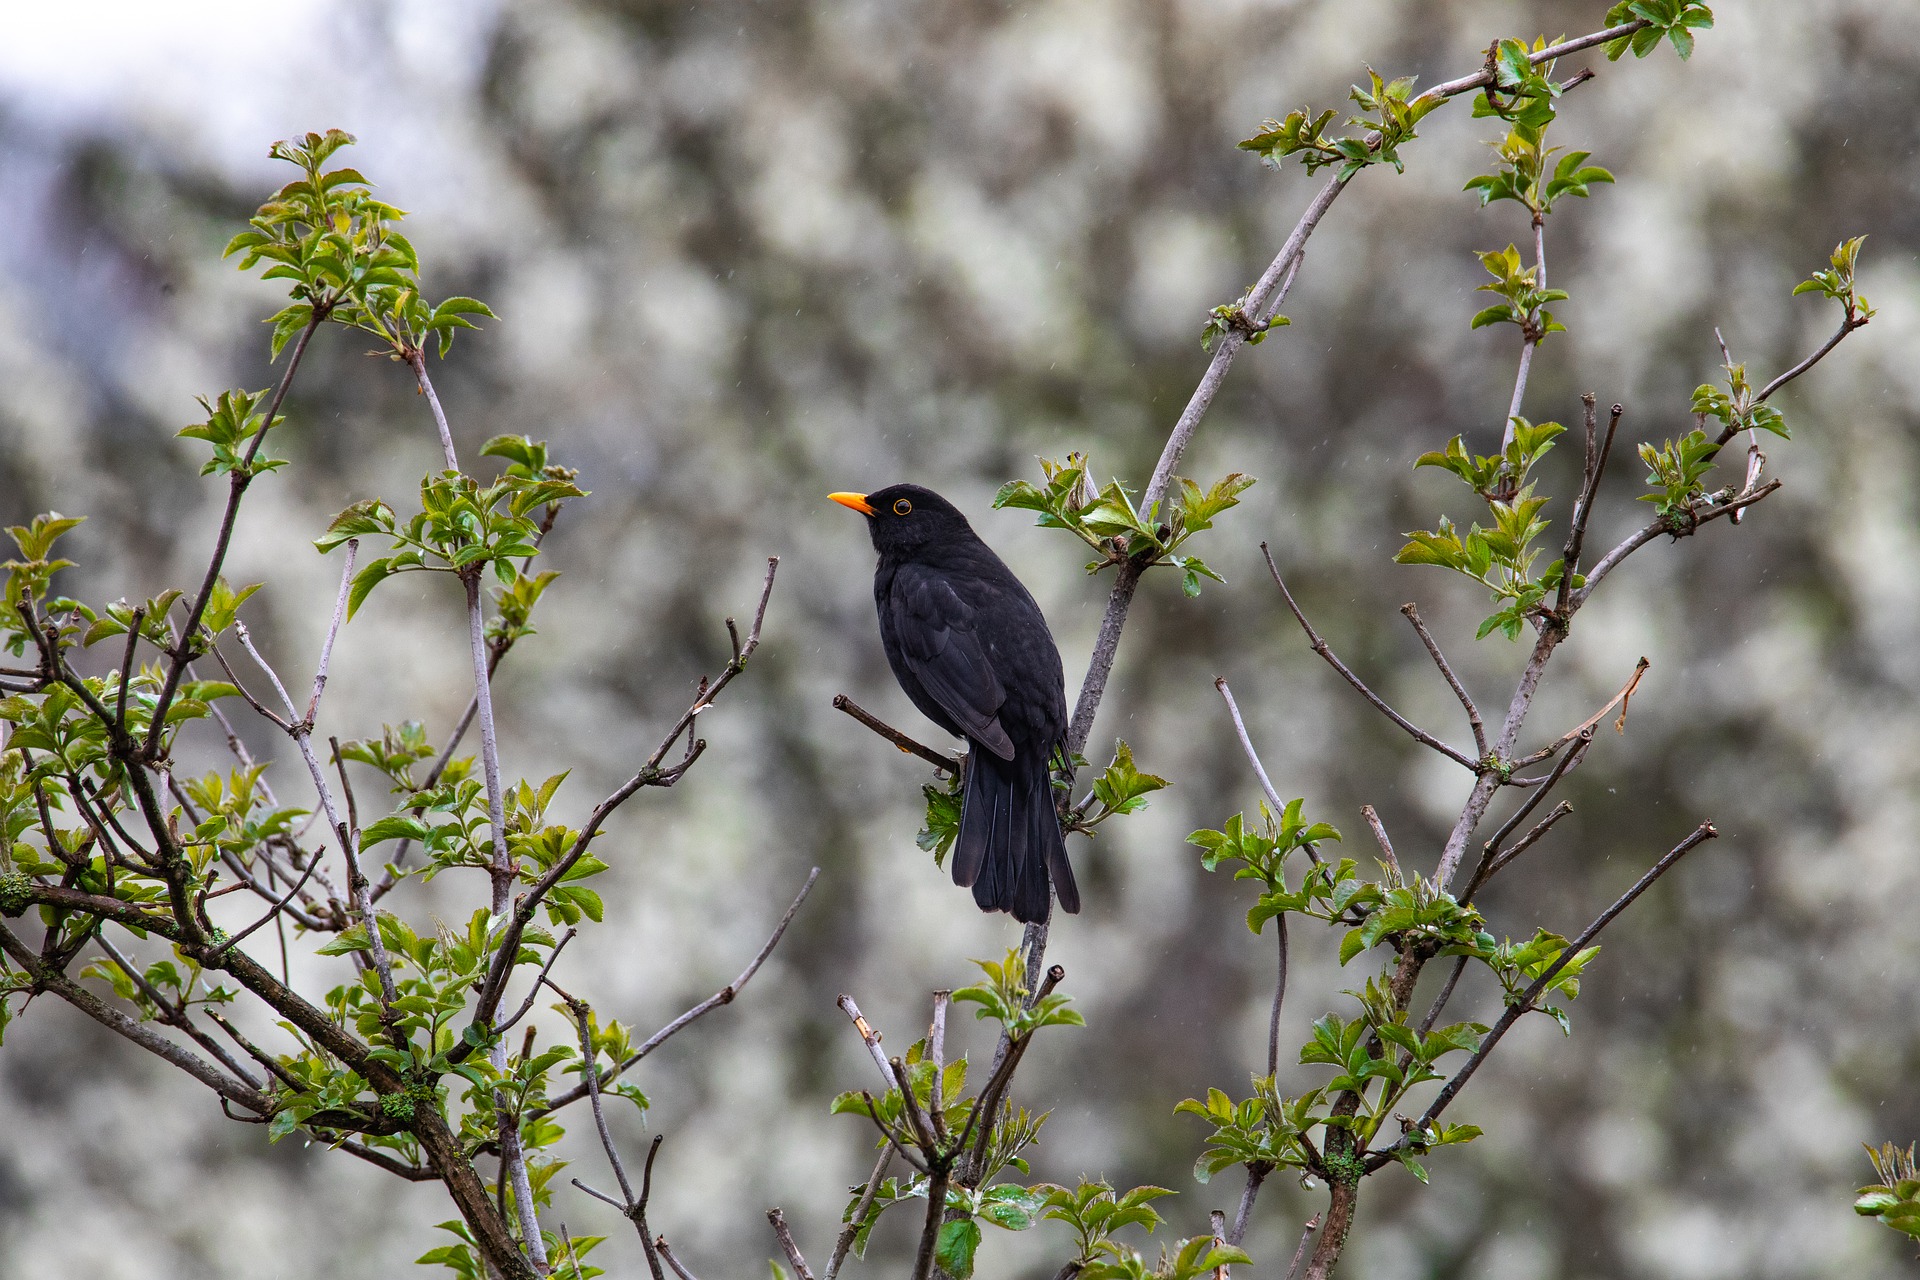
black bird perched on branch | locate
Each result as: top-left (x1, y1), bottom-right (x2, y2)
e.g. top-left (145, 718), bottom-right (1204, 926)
top-left (831, 484), bottom-right (1079, 924)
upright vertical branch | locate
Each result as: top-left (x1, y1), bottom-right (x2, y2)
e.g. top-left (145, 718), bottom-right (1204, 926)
top-left (145, 315), bottom-right (324, 755)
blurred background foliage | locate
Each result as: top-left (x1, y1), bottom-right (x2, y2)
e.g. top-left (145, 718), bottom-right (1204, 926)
top-left (1, 1), bottom-right (1917, 1277)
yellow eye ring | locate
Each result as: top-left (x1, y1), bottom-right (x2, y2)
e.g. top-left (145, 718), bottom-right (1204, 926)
top-left (893, 498), bottom-right (913, 515)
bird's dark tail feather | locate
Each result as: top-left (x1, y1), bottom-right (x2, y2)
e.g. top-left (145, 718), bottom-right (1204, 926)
top-left (951, 751), bottom-right (1077, 923)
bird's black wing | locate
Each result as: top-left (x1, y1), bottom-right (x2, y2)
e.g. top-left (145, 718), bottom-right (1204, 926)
top-left (887, 563), bottom-right (1016, 760)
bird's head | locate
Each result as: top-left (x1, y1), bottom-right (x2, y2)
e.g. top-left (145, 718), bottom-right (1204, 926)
top-left (829, 483), bottom-right (976, 557)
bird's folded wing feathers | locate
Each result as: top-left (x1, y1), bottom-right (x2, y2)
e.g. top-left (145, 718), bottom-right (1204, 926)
top-left (890, 567), bottom-right (1015, 760)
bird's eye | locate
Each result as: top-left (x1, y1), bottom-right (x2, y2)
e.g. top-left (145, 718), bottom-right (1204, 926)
top-left (893, 498), bottom-right (913, 515)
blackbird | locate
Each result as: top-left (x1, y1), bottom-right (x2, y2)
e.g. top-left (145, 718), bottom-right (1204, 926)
top-left (831, 484), bottom-right (1079, 924)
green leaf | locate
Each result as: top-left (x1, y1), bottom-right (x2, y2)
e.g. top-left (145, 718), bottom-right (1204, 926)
top-left (935, 1219), bottom-right (982, 1279)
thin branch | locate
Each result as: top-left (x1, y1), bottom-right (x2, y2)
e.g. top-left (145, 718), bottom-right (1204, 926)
top-left (836, 994), bottom-right (900, 1090)
top-left (305, 544), bottom-right (355, 727)
top-left (1474, 800), bottom-right (1573, 891)
top-left (113, 607), bottom-right (145, 733)
top-left (1227, 1164), bottom-right (1269, 1248)
top-left (1360, 805), bottom-right (1400, 883)
top-left (1556, 396), bottom-right (1623, 615)
top-left (1283, 1216), bottom-right (1323, 1280)
top-left (1375, 822), bottom-right (1718, 1169)
top-left (910, 1164), bottom-right (949, 1280)
top-left (767, 1207), bottom-right (818, 1280)
top-left (1419, 22), bottom-right (1647, 101)
top-left (930, 990), bottom-right (950, 1069)
top-left (826, 1146), bottom-right (893, 1280)
top-left (1754, 309), bottom-right (1869, 406)
top-left (1213, 679), bottom-right (1292, 826)
top-left (1262, 547), bottom-right (1478, 770)
top-left (497, 927), bottom-right (576, 1037)
top-left (1267, 917), bottom-right (1288, 1078)
top-left (408, 352), bottom-right (463, 471)
top-left (471, 559), bottom-right (780, 1031)
top-left (832, 695), bottom-right (959, 774)
top-left (96, 936), bottom-right (262, 1088)
top-left (144, 313), bottom-right (322, 758)
top-left (654, 1239), bottom-right (703, 1280)
top-left (1572, 481), bottom-right (1782, 607)
top-left (1415, 956), bottom-right (1469, 1037)
top-left (569, 995), bottom-right (639, 1220)
top-left (231, 602), bottom-right (399, 1012)
top-left (0, 921), bottom-right (270, 1111)
top-left (335, 1139), bottom-right (437, 1181)
top-left (1399, 604), bottom-right (1485, 757)
top-left (1458, 733), bottom-right (1592, 904)
top-left (1508, 657), bottom-right (1648, 769)
top-left (205, 1008), bottom-right (306, 1093)
top-left (531, 866), bottom-right (816, 1119)
top-left (638, 1136), bottom-right (668, 1280)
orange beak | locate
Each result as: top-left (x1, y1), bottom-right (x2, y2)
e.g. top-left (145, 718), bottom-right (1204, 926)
top-left (829, 491), bottom-right (876, 516)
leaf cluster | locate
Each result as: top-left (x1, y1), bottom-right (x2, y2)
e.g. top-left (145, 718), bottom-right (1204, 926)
top-left (995, 454), bottom-right (1253, 596)
top-left (1603, 2), bottom-right (1714, 61)
top-left (1396, 417), bottom-right (1573, 640)
top-left (316, 437), bottom-right (585, 616)
top-left (224, 129), bottom-right (497, 360)
top-left (1238, 69), bottom-right (1440, 180)
top-left (1857, 1142), bottom-right (1920, 1243)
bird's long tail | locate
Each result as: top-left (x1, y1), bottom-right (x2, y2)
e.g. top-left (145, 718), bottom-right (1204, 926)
top-left (951, 749), bottom-right (1079, 923)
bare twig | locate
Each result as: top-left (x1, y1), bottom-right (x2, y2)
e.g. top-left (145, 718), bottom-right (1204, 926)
top-left (1754, 309), bottom-right (1869, 407)
top-left (655, 1239), bottom-right (703, 1280)
top-left (113, 607), bottom-right (145, 733)
top-left (497, 927), bottom-right (577, 1037)
top-left (929, 990), bottom-right (950, 1069)
top-left (768, 1207), bottom-right (818, 1280)
top-left (1415, 956), bottom-right (1469, 1037)
top-left (1360, 805), bottom-right (1400, 883)
top-left (1508, 657), bottom-right (1648, 769)
top-left (1556, 397), bottom-right (1624, 612)
top-left (1263, 547), bottom-right (1478, 770)
top-left (836, 994), bottom-right (899, 1090)
top-left (1284, 1215), bottom-right (1323, 1280)
top-left (1400, 604), bottom-right (1485, 756)
top-left (833, 695), bottom-right (959, 774)
top-left (533, 867), bottom-right (816, 1119)
top-left (1477, 800), bottom-right (1573, 885)
top-left (96, 937), bottom-right (262, 1087)
top-left (0, 922), bottom-right (270, 1112)
top-left (1213, 679), bottom-right (1304, 848)
top-left (335, 1139), bottom-right (437, 1181)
